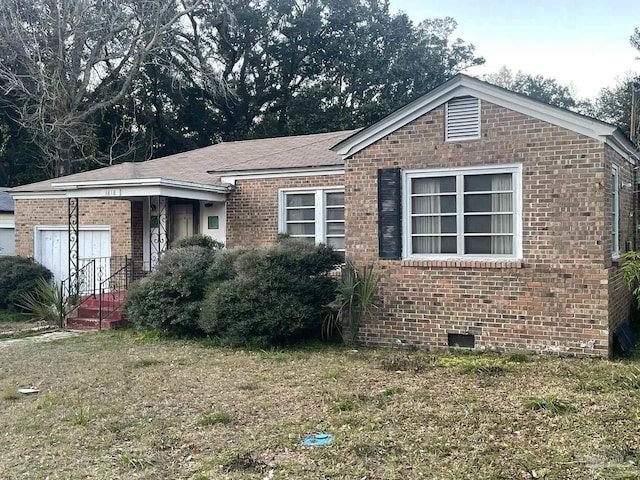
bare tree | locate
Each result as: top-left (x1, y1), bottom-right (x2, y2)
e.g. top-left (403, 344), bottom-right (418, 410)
top-left (0, 0), bottom-right (204, 177)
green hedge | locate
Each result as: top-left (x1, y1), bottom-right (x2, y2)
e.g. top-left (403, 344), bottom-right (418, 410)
top-left (198, 238), bottom-right (342, 346)
top-left (123, 246), bottom-right (216, 334)
top-left (0, 256), bottom-right (53, 311)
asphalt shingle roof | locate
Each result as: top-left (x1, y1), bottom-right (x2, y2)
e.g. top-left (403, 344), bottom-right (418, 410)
top-left (0, 188), bottom-right (14, 212)
top-left (11, 130), bottom-right (357, 193)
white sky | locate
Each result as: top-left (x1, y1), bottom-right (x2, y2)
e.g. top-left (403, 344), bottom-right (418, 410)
top-left (388, 0), bottom-right (639, 100)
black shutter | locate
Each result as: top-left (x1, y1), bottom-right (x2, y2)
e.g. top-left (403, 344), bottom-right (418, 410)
top-left (378, 168), bottom-right (402, 259)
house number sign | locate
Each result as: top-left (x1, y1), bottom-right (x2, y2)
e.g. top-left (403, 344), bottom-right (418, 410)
top-left (103, 189), bottom-right (121, 197)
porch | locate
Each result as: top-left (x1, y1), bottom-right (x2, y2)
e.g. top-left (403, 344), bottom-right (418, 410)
top-left (43, 181), bottom-right (230, 330)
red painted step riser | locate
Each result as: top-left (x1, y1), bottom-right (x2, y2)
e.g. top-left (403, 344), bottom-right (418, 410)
top-left (83, 299), bottom-right (125, 308)
top-left (67, 319), bottom-right (129, 330)
top-left (76, 308), bottom-right (123, 320)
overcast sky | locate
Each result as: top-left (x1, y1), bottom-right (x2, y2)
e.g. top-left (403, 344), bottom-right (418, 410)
top-left (388, 0), bottom-right (639, 100)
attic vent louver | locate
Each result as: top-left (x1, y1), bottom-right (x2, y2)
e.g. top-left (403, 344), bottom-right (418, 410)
top-left (445, 96), bottom-right (480, 141)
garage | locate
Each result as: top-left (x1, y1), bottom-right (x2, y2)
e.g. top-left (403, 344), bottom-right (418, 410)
top-left (34, 226), bottom-right (111, 285)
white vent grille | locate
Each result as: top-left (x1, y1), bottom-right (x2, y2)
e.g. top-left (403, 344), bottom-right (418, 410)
top-left (445, 96), bottom-right (480, 141)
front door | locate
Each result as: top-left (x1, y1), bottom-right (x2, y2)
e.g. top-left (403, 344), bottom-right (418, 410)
top-left (170, 204), bottom-right (194, 244)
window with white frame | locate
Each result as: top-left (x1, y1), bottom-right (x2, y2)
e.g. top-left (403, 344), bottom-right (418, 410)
top-left (612, 165), bottom-right (620, 257)
top-left (404, 165), bottom-right (521, 258)
top-left (279, 188), bottom-right (345, 253)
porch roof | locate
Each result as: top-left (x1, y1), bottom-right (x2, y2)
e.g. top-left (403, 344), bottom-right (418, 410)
top-left (10, 130), bottom-right (356, 196)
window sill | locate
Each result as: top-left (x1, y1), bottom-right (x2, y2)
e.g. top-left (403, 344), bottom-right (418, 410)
top-left (399, 258), bottom-right (524, 269)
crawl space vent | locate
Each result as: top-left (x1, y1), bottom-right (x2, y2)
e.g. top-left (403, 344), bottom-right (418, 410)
top-left (448, 333), bottom-right (475, 349)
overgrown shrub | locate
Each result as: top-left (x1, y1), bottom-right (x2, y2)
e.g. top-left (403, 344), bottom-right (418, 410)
top-left (123, 246), bottom-right (215, 334)
top-left (173, 234), bottom-right (224, 251)
top-left (622, 251), bottom-right (640, 307)
top-left (0, 256), bottom-right (53, 310)
top-left (198, 238), bottom-right (342, 347)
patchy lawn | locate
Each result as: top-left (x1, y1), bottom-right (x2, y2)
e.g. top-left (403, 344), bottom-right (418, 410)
top-left (1, 332), bottom-right (640, 479)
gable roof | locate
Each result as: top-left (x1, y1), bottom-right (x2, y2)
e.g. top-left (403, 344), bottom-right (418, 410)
top-left (11, 130), bottom-right (355, 194)
top-left (332, 74), bottom-right (639, 163)
top-left (0, 188), bottom-right (14, 212)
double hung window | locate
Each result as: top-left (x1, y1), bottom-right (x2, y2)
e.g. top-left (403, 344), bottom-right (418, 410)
top-left (279, 188), bottom-right (345, 253)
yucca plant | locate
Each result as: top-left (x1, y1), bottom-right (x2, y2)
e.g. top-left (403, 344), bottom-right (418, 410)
top-left (14, 278), bottom-right (64, 327)
top-left (324, 261), bottom-right (380, 345)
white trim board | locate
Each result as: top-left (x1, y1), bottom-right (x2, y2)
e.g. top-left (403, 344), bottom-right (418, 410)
top-left (13, 186), bottom-right (228, 202)
top-left (219, 167), bottom-right (344, 185)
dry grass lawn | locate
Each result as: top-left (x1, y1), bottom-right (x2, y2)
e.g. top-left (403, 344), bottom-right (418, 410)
top-left (1, 331), bottom-right (640, 479)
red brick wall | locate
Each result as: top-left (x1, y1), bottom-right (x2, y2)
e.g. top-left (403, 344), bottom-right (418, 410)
top-left (226, 175), bottom-right (343, 248)
top-left (605, 145), bottom-right (635, 340)
top-left (14, 198), bottom-right (133, 259)
top-left (346, 100), bottom-right (627, 357)
top-left (130, 200), bottom-right (145, 272)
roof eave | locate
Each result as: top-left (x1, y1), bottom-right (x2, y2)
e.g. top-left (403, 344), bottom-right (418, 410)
top-left (50, 177), bottom-right (231, 193)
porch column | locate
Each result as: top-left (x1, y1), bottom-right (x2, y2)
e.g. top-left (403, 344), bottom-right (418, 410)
top-left (149, 196), bottom-right (168, 269)
top-left (68, 197), bottom-right (79, 296)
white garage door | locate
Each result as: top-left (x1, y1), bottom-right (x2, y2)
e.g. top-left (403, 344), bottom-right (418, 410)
top-left (34, 226), bottom-right (111, 285)
top-left (0, 226), bottom-right (15, 256)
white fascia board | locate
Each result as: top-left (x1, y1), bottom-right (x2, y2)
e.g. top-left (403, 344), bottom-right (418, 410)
top-left (219, 166), bottom-right (344, 185)
top-left (607, 130), bottom-right (639, 165)
top-left (331, 80), bottom-right (464, 157)
top-left (65, 185), bottom-right (227, 202)
top-left (51, 177), bottom-right (230, 194)
top-left (11, 191), bottom-right (67, 200)
top-left (332, 75), bottom-right (635, 159)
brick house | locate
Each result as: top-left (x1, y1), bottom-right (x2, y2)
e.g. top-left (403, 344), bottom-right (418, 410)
top-left (0, 187), bottom-right (15, 256)
top-left (10, 74), bottom-right (639, 356)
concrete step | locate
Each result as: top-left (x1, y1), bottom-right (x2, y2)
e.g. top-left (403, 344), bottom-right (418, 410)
top-left (67, 316), bottom-right (129, 330)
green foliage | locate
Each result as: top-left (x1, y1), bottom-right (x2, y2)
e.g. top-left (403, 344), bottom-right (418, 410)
top-left (197, 411), bottom-right (232, 426)
top-left (198, 238), bottom-right (342, 347)
top-left (505, 352), bottom-right (530, 363)
top-left (325, 261), bottom-right (380, 345)
top-left (13, 278), bottom-right (64, 326)
top-left (592, 75), bottom-right (640, 144)
top-left (621, 251), bottom-right (640, 306)
top-left (484, 67), bottom-right (578, 110)
top-left (0, 256), bottom-right (53, 310)
top-left (123, 246), bottom-right (216, 335)
top-left (0, 310), bottom-right (26, 322)
top-left (172, 234), bottom-right (224, 251)
top-left (525, 396), bottom-right (575, 414)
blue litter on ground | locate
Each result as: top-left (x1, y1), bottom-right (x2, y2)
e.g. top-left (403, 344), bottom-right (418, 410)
top-left (300, 433), bottom-right (334, 446)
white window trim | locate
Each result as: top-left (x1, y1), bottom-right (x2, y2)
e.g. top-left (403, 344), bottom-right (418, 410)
top-left (278, 186), bottom-right (344, 248)
top-left (612, 164), bottom-right (620, 258)
top-left (402, 164), bottom-right (523, 261)
top-left (445, 97), bottom-right (481, 142)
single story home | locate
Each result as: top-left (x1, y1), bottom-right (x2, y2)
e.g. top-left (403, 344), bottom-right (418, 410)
top-left (10, 74), bottom-right (639, 357)
top-left (0, 187), bottom-right (15, 256)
